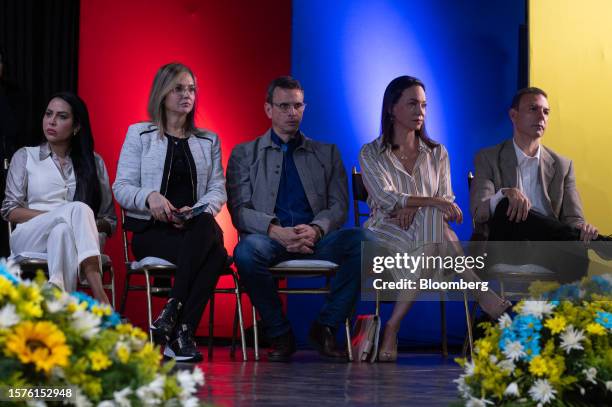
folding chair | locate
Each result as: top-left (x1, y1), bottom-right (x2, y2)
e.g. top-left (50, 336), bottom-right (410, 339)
top-left (118, 209), bottom-right (247, 360)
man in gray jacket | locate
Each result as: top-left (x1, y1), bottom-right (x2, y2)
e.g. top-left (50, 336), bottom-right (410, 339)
top-left (227, 76), bottom-right (371, 362)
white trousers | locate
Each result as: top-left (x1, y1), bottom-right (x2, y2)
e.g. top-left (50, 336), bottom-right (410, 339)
top-left (10, 201), bottom-right (101, 291)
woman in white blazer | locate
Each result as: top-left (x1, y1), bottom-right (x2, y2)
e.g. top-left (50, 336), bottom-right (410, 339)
top-left (113, 63), bottom-right (227, 362)
top-left (2, 92), bottom-right (116, 304)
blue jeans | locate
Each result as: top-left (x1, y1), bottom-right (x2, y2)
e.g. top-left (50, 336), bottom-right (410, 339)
top-left (234, 228), bottom-right (374, 338)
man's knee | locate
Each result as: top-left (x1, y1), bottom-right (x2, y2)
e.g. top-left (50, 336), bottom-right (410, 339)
top-left (233, 234), bottom-right (274, 272)
top-left (49, 222), bottom-right (73, 241)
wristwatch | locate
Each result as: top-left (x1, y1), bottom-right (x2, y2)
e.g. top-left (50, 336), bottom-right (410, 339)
top-left (310, 224), bottom-right (324, 240)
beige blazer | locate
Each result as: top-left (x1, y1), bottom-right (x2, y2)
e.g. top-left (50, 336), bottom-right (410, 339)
top-left (470, 139), bottom-right (584, 239)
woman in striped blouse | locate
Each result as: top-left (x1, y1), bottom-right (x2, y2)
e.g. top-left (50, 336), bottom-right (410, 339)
top-left (359, 76), bottom-right (510, 362)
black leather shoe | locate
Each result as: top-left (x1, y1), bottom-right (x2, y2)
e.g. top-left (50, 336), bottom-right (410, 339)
top-left (151, 298), bottom-right (182, 345)
top-left (163, 324), bottom-right (203, 362)
top-left (308, 321), bottom-right (348, 362)
top-left (267, 330), bottom-right (296, 362)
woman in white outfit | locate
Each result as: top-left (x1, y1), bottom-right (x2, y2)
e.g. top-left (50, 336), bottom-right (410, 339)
top-left (1, 92), bottom-right (116, 304)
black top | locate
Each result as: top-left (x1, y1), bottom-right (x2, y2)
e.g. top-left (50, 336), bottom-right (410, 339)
top-left (161, 134), bottom-right (197, 209)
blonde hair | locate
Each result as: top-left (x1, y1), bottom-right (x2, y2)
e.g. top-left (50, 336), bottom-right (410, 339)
top-left (147, 62), bottom-right (198, 136)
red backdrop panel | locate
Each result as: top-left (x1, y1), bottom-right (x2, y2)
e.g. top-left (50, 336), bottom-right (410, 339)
top-left (78, 0), bottom-right (291, 335)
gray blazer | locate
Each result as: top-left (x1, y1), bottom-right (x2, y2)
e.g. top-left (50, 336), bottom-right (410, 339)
top-left (226, 129), bottom-right (348, 236)
top-left (470, 139), bottom-right (585, 238)
top-left (113, 122), bottom-right (227, 220)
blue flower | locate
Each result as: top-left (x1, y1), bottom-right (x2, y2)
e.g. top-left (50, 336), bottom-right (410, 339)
top-left (595, 311), bottom-right (612, 329)
top-left (0, 267), bottom-right (19, 285)
top-left (70, 291), bottom-right (98, 309)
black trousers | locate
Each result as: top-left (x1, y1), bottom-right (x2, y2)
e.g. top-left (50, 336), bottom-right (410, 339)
top-left (132, 213), bottom-right (227, 330)
top-left (488, 198), bottom-right (588, 282)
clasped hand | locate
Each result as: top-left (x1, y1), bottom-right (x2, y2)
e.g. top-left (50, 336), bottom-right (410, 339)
top-left (269, 224), bottom-right (320, 254)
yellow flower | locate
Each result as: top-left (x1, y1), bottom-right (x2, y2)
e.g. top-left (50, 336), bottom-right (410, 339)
top-left (586, 323), bottom-right (606, 336)
top-left (91, 304), bottom-right (112, 317)
top-left (115, 342), bottom-right (130, 363)
top-left (17, 301), bottom-right (43, 318)
top-left (0, 277), bottom-right (18, 300)
top-left (476, 339), bottom-right (493, 357)
top-left (545, 315), bottom-right (567, 334)
top-left (529, 356), bottom-right (548, 377)
top-left (89, 350), bottom-right (112, 371)
top-left (5, 321), bottom-right (71, 373)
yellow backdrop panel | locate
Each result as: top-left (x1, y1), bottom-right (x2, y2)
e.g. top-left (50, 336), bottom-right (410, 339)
top-left (530, 0), bottom-right (612, 232)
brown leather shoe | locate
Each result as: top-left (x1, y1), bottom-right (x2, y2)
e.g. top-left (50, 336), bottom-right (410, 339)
top-left (267, 330), bottom-right (296, 362)
top-left (308, 321), bottom-right (348, 361)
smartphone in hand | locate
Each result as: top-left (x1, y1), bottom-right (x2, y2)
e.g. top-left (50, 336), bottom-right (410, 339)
top-left (172, 203), bottom-right (209, 222)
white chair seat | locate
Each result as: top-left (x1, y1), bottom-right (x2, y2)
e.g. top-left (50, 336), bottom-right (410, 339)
top-left (130, 257), bottom-right (176, 270)
top-left (488, 263), bottom-right (555, 275)
top-left (11, 252), bottom-right (112, 265)
top-left (271, 259), bottom-right (339, 268)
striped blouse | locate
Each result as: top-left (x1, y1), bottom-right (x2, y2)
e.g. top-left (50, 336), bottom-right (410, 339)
top-left (358, 136), bottom-right (454, 246)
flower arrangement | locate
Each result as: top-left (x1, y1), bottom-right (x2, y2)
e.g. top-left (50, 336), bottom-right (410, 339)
top-left (0, 260), bottom-right (205, 406)
top-left (455, 275), bottom-right (612, 406)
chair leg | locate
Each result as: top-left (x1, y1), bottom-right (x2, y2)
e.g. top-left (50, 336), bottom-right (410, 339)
top-left (252, 305), bottom-right (259, 361)
top-left (233, 280), bottom-right (247, 362)
top-left (462, 293), bottom-right (476, 359)
top-left (440, 294), bottom-right (448, 358)
top-left (144, 270), bottom-right (154, 344)
top-left (231, 301), bottom-right (238, 358)
top-left (109, 265), bottom-right (116, 310)
top-left (208, 295), bottom-right (215, 360)
top-left (345, 317), bottom-right (353, 362)
top-left (119, 270), bottom-right (131, 315)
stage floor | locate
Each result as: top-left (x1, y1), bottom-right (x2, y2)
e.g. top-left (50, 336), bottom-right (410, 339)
top-left (181, 347), bottom-right (462, 406)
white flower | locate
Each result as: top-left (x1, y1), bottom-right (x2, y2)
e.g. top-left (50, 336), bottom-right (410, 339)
top-left (0, 303), bottom-right (20, 328)
top-left (502, 340), bottom-right (526, 361)
top-left (489, 354), bottom-right (498, 364)
top-left (520, 301), bottom-right (555, 319)
top-left (71, 388), bottom-right (93, 407)
top-left (46, 291), bottom-right (72, 313)
top-left (0, 258), bottom-right (22, 279)
top-left (498, 359), bottom-right (516, 374)
top-left (176, 367), bottom-right (204, 399)
top-left (606, 381), bottom-right (612, 391)
top-left (528, 379), bottom-right (557, 405)
top-left (464, 360), bottom-right (475, 376)
top-left (26, 401), bottom-right (47, 407)
top-left (136, 374), bottom-right (165, 405)
top-left (560, 325), bottom-right (585, 354)
top-left (466, 396), bottom-right (493, 407)
top-left (71, 309), bottom-right (101, 339)
top-left (97, 402), bottom-right (115, 407)
top-left (181, 397), bottom-right (199, 407)
top-left (498, 313), bottom-right (513, 329)
top-left (192, 366), bottom-right (205, 386)
top-left (113, 387), bottom-right (132, 407)
top-left (504, 382), bottom-right (520, 397)
top-left (583, 367), bottom-right (597, 384)
top-left (453, 375), bottom-right (472, 399)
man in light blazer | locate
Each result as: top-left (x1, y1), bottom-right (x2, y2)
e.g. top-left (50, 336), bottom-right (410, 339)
top-left (227, 76), bottom-right (372, 362)
top-left (470, 87), bottom-right (611, 272)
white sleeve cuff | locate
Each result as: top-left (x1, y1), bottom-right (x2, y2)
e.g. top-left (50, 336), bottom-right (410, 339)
top-left (489, 189), bottom-right (507, 215)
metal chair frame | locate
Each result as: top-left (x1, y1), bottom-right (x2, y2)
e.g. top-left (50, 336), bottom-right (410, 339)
top-left (118, 209), bottom-right (247, 361)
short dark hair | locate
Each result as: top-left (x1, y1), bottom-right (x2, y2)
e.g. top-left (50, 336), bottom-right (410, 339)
top-left (266, 76), bottom-right (303, 103)
top-left (510, 87), bottom-right (548, 110)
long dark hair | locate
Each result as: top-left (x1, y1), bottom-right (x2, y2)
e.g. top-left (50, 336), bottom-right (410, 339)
top-left (380, 75), bottom-right (438, 150)
top-left (44, 92), bottom-right (101, 214)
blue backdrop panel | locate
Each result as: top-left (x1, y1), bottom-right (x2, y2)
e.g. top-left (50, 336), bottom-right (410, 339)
top-left (288, 0), bottom-right (525, 348)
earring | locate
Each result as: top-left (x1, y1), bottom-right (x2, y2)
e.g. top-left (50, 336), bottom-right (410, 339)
top-left (73, 129), bottom-right (79, 136)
